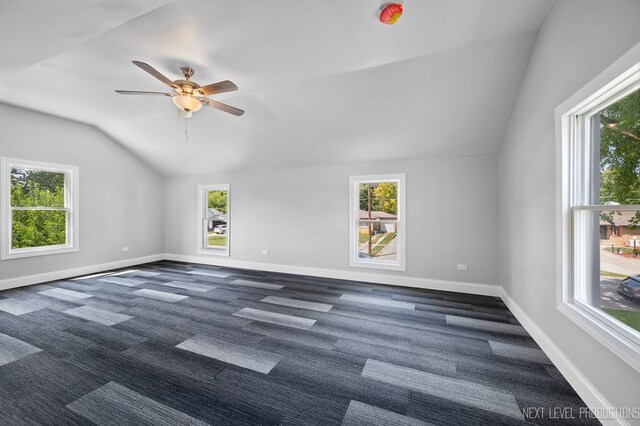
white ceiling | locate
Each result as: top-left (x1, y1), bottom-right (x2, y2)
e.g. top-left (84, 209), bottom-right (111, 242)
top-left (0, 0), bottom-right (554, 176)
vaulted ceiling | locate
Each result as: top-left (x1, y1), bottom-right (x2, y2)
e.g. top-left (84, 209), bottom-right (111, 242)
top-left (0, 0), bottom-right (554, 176)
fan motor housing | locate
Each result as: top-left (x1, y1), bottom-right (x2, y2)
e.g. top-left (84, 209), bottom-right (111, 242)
top-left (173, 79), bottom-right (201, 94)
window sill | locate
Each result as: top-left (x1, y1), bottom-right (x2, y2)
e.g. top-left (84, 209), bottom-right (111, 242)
top-left (1, 245), bottom-right (78, 260)
top-left (557, 300), bottom-right (640, 374)
top-left (197, 249), bottom-right (229, 257)
top-left (349, 259), bottom-right (406, 272)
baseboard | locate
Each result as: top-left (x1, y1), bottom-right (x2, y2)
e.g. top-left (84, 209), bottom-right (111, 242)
top-left (0, 252), bottom-right (625, 424)
top-left (499, 288), bottom-right (627, 426)
top-left (0, 254), bottom-right (164, 292)
top-left (163, 253), bottom-right (502, 297)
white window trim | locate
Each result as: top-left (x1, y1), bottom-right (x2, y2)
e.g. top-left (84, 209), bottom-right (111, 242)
top-left (349, 173), bottom-right (406, 272)
top-left (555, 41), bottom-right (640, 373)
top-left (197, 184), bottom-right (230, 257)
top-left (1, 157), bottom-right (79, 260)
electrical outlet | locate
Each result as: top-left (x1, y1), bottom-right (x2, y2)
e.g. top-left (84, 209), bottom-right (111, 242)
top-left (122, 247), bottom-right (130, 252)
top-left (456, 264), bottom-right (467, 271)
top-left (262, 249), bottom-right (269, 255)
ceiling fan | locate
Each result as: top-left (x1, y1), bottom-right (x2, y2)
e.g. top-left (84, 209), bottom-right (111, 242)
top-left (115, 61), bottom-right (244, 118)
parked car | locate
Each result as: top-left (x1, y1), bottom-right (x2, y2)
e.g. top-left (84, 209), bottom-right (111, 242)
top-left (213, 224), bottom-right (227, 234)
top-left (617, 275), bottom-right (640, 303)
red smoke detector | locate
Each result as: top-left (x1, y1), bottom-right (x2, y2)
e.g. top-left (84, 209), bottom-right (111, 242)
top-left (379, 3), bottom-right (403, 25)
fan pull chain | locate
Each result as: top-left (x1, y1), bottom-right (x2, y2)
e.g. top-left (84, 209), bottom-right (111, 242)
top-left (185, 117), bottom-right (189, 142)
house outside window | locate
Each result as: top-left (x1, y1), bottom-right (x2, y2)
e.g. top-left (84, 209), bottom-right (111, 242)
top-left (1, 158), bottom-right (79, 259)
top-left (197, 184), bottom-right (229, 256)
top-left (556, 45), bottom-right (640, 372)
top-left (349, 174), bottom-right (406, 271)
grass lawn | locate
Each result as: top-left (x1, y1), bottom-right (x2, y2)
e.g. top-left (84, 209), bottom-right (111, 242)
top-left (358, 232), bottom-right (387, 245)
top-left (207, 234), bottom-right (227, 247)
top-left (371, 232), bottom-right (397, 257)
top-left (602, 308), bottom-right (640, 332)
top-left (358, 232), bottom-right (397, 257)
top-left (600, 270), bottom-right (628, 278)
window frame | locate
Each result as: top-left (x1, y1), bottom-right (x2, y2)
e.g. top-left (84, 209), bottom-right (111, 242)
top-left (556, 42), bottom-right (640, 373)
top-left (348, 173), bottom-right (406, 271)
top-left (1, 157), bottom-right (79, 260)
top-left (197, 184), bottom-right (230, 257)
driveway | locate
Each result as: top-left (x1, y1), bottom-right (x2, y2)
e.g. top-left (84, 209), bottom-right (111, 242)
top-left (600, 248), bottom-right (639, 311)
top-left (375, 234), bottom-right (397, 260)
top-left (601, 276), bottom-right (639, 311)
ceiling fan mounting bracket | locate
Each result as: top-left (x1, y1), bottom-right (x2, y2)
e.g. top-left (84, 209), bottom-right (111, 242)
top-left (180, 66), bottom-right (195, 80)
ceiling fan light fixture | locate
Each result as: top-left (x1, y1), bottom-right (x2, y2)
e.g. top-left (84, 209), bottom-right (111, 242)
top-left (172, 94), bottom-right (202, 113)
top-left (116, 61), bottom-right (244, 118)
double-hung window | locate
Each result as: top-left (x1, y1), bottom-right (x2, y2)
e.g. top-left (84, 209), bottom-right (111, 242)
top-left (1, 158), bottom-right (79, 259)
top-left (349, 174), bottom-right (405, 271)
top-left (557, 44), bottom-right (640, 372)
top-left (197, 184), bottom-right (230, 256)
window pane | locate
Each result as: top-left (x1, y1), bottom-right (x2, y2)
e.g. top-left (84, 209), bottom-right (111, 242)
top-left (10, 168), bottom-right (65, 208)
top-left (12, 210), bottom-right (67, 249)
top-left (206, 190), bottom-right (228, 249)
top-left (359, 182), bottom-right (398, 215)
top-left (599, 88), bottom-right (640, 205)
top-left (357, 220), bottom-right (398, 263)
top-left (578, 209), bottom-right (640, 334)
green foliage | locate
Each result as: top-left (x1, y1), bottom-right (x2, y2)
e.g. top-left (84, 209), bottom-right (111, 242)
top-left (12, 211), bottom-right (66, 249)
top-left (207, 190), bottom-right (227, 213)
top-left (11, 169), bottom-right (64, 207)
top-left (373, 183), bottom-right (398, 215)
top-left (10, 169), bottom-right (67, 249)
top-left (599, 89), bottom-right (640, 204)
top-left (359, 184), bottom-right (370, 211)
top-left (359, 182), bottom-right (398, 215)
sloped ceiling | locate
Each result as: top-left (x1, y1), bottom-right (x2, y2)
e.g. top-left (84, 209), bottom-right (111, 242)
top-left (0, 0), bottom-right (554, 176)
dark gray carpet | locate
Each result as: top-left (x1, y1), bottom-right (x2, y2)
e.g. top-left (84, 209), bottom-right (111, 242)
top-left (0, 261), bottom-right (597, 425)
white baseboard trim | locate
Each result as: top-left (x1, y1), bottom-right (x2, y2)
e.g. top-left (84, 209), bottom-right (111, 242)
top-left (163, 253), bottom-right (502, 297)
top-left (499, 288), bottom-right (627, 426)
top-left (0, 252), bottom-right (622, 425)
top-left (0, 254), bottom-right (164, 292)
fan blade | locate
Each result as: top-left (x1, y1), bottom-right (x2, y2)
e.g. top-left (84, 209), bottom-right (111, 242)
top-left (132, 61), bottom-right (179, 91)
top-left (115, 90), bottom-right (173, 96)
top-left (199, 98), bottom-right (244, 116)
top-left (196, 80), bottom-right (238, 96)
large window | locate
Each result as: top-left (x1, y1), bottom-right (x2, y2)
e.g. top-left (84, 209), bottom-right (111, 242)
top-left (197, 184), bottom-right (229, 256)
top-left (349, 174), bottom-right (405, 271)
top-left (1, 158), bottom-right (79, 259)
top-left (557, 46), bottom-right (640, 372)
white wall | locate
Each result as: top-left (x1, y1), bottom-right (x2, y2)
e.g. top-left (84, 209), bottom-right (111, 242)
top-left (0, 103), bottom-right (164, 282)
top-left (499, 0), bottom-right (640, 420)
top-left (164, 155), bottom-right (499, 287)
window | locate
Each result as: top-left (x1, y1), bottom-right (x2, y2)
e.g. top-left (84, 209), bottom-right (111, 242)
top-left (1, 158), bottom-right (79, 259)
top-left (197, 184), bottom-right (229, 256)
top-left (557, 46), bottom-right (640, 372)
top-left (349, 174), bottom-right (405, 271)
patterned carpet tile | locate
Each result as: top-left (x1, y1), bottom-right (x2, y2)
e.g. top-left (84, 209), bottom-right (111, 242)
top-left (0, 261), bottom-right (598, 425)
